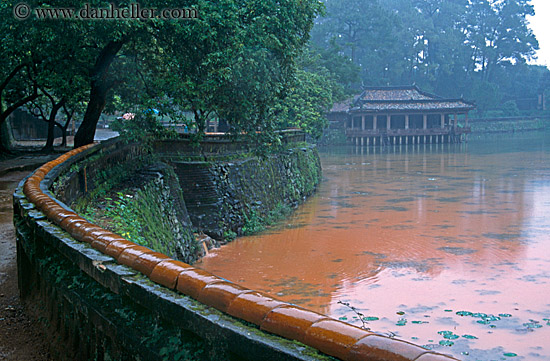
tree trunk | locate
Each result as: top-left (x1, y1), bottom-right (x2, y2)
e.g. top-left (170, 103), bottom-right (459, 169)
top-left (0, 86), bottom-right (39, 154)
top-left (42, 101), bottom-right (64, 152)
top-left (61, 127), bottom-right (67, 147)
top-left (74, 84), bottom-right (109, 147)
top-left (0, 122), bottom-right (12, 155)
top-left (74, 39), bottom-right (127, 148)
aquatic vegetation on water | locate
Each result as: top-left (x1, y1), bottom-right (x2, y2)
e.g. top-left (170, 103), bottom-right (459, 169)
top-left (396, 318), bottom-right (407, 326)
top-left (438, 331), bottom-right (459, 340)
top-left (439, 340), bottom-right (454, 346)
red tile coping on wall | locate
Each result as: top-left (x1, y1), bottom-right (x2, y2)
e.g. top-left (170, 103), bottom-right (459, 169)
top-left (22, 143), bottom-right (460, 361)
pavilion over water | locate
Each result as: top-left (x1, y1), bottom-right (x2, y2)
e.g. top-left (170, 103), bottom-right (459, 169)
top-left (329, 86), bottom-right (475, 146)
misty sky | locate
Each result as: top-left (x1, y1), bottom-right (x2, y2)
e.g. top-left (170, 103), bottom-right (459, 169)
top-left (529, 0), bottom-right (550, 68)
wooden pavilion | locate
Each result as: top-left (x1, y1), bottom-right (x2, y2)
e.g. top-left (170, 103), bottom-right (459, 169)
top-left (331, 86), bottom-right (475, 146)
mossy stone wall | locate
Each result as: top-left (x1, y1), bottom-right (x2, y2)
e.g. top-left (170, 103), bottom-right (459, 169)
top-left (169, 146), bottom-right (322, 240)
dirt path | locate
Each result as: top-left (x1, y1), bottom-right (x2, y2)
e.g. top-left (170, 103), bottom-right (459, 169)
top-left (0, 171), bottom-right (51, 361)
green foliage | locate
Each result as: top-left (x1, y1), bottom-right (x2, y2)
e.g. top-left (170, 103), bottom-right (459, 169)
top-left (502, 100), bottom-right (521, 117)
top-left (272, 48), bottom-right (348, 138)
top-left (81, 182), bottom-right (197, 263)
top-left (1, 0), bottom-right (325, 151)
top-left (470, 80), bottom-right (502, 117)
top-left (242, 202), bottom-right (293, 235)
top-left (310, 0), bottom-right (550, 115)
top-left (111, 112), bottom-right (178, 145)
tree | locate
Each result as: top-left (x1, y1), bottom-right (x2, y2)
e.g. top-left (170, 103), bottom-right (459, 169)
top-left (0, 1), bottom-right (40, 152)
top-left (140, 0), bottom-right (324, 148)
top-left (464, 0), bottom-right (538, 82)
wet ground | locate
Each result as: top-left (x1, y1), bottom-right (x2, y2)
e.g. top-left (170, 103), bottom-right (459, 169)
top-left (0, 170), bottom-right (51, 360)
top-left (196, 133), bottom-right (550, 360)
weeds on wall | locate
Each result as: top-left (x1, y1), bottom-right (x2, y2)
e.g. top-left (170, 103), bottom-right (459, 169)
top-left (242, 202), bottom-right (293, 235)
top-left (80, 179), bottom-right (198, 263)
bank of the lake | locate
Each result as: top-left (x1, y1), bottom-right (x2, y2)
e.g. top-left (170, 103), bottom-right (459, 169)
top-left (196, 131), bottom-right (550, 360)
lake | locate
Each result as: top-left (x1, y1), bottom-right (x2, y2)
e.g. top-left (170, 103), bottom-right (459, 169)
top-left (195, 132), bottom-right (550, 360)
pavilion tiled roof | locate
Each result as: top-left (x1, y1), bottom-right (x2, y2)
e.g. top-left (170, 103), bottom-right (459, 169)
top-left (329, 96), bottom-right (358, 113)
top-left (354, 99), bottom-right (475, 112)
top-left (358, 86), bottom-right (440, 101)
top-left (332, 86), bottom-right (475, 113)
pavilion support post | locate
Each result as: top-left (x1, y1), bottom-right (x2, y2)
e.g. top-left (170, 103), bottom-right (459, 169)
top-left (454, 113), bottom-right (458, 128)
top-left (373, 115), bottom-right (378, 130)
top-left (465, 113), bottom-right (469, 128)
top-left (387, 115), bottom-right (391, 130)
top-left (362, 115), bottom-right (365, 130)
top-left (441, 114), bottom-right (445, 128)
top-left (405, 115), bottom-right (409, 129)
top-left (423, 114), bottom-right (427, 130)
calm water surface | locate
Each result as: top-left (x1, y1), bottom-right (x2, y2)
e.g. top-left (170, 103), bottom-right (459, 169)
top-left (196, 133), bottom-right (550, 360)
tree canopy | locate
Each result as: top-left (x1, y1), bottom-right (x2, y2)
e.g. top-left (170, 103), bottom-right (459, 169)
top-left (311, 0), bottom-right (550, 117)
top-left (0, 0), bottom-right (325, 151)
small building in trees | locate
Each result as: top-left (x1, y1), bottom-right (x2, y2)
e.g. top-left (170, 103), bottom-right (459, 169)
top-left (330, 86), bottom-right (475, 146)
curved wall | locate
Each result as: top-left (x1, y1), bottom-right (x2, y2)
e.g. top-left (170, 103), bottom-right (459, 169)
top-left (14, 140), bottom-right (460, 361)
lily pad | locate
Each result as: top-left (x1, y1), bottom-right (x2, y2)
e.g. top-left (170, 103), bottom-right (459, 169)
top-left (503, 352), bottom-right (518, 357)
top-left (439, 340), bottom-right (454, 346)
top-left (396, 318), bottom-right (407, 326)
top-left (438, 331), bottom-right (459, 340)
top-left (462, 334), bottom-right (478, 339)
top-left (499, 313), bottom-right (512, 318)
top-left (523, 322), bottom-right (543, 329)
top-left (363, 316), bottom-right (380, 321)
top-left (456, 311), bottom-right (473, 317)
top-left (472, 312), bottom-right (487, 319)
top-left (396, 311), bottom-right (405, 315)
top-left (412, 320), bottom-right (429, 324)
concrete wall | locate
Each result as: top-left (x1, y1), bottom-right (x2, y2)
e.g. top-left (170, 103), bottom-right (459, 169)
top-left (14, 138), bottom-right (459, 361)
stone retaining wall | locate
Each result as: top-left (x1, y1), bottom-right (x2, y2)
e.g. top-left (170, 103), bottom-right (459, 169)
top-left (14, 140), bottom-right (460, 361)
top-left (170, 147), bottom-right (321, 239)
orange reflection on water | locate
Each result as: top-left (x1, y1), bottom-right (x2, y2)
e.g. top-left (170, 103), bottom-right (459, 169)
top-left (196, 136), bottom-right (550, 359)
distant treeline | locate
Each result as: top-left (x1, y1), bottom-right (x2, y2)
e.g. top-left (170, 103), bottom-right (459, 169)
top-left (308, 0), bottom-right (550, 118)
